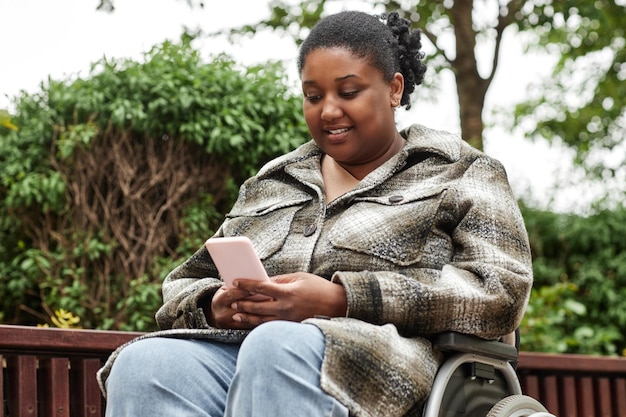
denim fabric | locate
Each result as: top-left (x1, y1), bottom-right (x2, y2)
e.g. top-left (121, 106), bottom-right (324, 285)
top-left (105, 321), bottom-right (348, 417)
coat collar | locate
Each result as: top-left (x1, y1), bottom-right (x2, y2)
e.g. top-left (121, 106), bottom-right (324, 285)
top-left (400, 124), bottom-right (462, 162)
top-left (256, 124), bottom-right (463, 179)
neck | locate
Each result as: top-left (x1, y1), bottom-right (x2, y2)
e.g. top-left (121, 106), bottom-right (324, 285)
top-left (338, 133), bottom-right (405, 180)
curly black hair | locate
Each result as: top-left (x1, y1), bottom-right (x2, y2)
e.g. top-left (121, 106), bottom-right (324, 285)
top-left (297, 10), bottom-right (427, 109)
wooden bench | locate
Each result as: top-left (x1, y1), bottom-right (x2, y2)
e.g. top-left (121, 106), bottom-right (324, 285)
top-left (0, 325), bottom-right (141, 417)
top-left (2, 324), bottom-right (626, 416)
top-left (517, 351), bottom-right (626, 417)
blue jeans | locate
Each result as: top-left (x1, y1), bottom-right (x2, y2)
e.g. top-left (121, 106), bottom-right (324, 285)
top-left (105, 321), bottom-right (349, 417)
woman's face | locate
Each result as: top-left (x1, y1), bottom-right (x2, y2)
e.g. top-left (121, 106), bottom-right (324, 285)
top-left (301, 47), bottom-right (404, 172)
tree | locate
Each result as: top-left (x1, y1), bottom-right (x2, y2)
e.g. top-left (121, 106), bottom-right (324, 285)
top-left (512, 1), bottom-right (626, 185)
top-left (222, 0), bottom-right (524, 150)
top-left (226, 0), bottom-right (625, 167)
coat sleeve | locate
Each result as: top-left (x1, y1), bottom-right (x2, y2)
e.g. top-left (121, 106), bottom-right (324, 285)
top-left (154, 245), bottom-right (223, 330)
top-left (332, 155), bottom-right (533, 340)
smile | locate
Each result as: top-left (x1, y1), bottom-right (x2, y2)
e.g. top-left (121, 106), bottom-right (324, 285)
top-left (326, 127), bottom-right (351, 134)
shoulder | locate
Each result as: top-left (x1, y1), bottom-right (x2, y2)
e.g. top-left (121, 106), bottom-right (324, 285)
top-left (401, 124), bottom-right (481, 162)
top-left (402, 124), bottom-right (506, 172)
top-left (255, 140), bottom-right (321, 177)
top-left (233, 140), bottom-right (320, 207)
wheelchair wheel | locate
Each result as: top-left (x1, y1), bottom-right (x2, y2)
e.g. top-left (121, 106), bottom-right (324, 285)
top-left (486, 394), bottom-right (554, 417)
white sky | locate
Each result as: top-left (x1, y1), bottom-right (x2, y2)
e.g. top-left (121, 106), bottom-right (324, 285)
top-left (0, 0), bottom-right (593, 212)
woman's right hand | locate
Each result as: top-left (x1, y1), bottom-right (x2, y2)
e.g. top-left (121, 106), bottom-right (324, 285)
top-left (208, 286), bottom-right (275, 329)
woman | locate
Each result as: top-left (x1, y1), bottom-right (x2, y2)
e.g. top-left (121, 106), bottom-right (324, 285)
top-left (99, 10), bottom-right (532, 417)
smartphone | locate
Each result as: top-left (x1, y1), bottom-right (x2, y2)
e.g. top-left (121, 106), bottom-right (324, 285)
top-left (205, 236), bottom-right (270, 300)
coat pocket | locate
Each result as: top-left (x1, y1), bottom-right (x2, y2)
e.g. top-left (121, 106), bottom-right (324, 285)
top-left (329, 187), bottom-right (447, 266)
top-left (222, 196), bottom-right (312, 259)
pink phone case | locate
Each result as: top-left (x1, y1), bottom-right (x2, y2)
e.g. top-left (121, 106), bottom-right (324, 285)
top-left (205, 236), bottom-right (269, 289)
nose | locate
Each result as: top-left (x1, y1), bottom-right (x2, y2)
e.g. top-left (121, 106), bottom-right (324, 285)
top-left (320, 97), bottom-right (343, 121)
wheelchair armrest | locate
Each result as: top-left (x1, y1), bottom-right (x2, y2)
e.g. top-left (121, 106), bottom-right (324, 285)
top-left (432, 332), bottom-right (518, 361)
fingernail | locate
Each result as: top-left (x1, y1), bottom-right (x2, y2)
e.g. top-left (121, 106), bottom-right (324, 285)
top-left (233, 315), bottom-right (241, 322)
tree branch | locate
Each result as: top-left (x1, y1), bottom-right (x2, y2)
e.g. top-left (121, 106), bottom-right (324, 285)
top-left (486, 0), bottom-right (525, 85)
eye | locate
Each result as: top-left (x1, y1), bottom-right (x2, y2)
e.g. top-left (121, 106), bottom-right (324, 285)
top-left (304, 93), bottom-right (322, 103)
top-left (340, 90), bottom-right (359, 99)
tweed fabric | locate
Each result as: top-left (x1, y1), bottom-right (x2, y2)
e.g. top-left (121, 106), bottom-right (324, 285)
top-left (97, 124), bottom-right (532, 416)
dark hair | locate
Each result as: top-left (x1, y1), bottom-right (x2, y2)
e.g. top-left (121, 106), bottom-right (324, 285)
top-left (297, 10), bottom-right (427, 109)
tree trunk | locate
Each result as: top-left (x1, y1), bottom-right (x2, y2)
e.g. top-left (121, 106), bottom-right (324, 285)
top-left (450, 0), bottom-right (489, 151)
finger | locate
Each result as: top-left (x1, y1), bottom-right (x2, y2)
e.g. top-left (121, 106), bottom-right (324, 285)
top-left (234, 278), bottom-right (279, 298)
top-left (215, 287), bottom-right (256, 306)
top-left (231, 298), bottom-right (274, 316)
top-left (271, 274), bottom-right (298, 284)
top-left (228, 315), bottom-right (257, 329)
top-left (232, 312), bottom-right (278, 327)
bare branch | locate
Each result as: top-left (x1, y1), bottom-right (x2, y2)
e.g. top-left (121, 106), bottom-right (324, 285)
top-left (487, 0), bottom-right (525, 85)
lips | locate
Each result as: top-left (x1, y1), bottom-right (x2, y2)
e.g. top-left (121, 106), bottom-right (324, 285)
top-left (327, 127), bottom-right (351, 134)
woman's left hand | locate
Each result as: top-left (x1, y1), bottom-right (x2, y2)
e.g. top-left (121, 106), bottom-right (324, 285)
top-left (229, 273), bottom-right (347, 327)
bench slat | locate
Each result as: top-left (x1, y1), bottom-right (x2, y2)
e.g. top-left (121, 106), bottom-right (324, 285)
top-left (6, 355), bottom-right (38, 417)
top-left (40, 358), bottom-right (70, 417)
top-left (576, 376), bottom-right (594, 417)
top-left (594, 377), bottom-right (612, 417)
top-left (561, 376), bottom-right (579, 417)
top-left (70, 359), bottom-right (103, 417)
top-left (520, 374), bottom-right (540, 400)
top-left (615, 378), bottom-right (626, 417)
top-left (541, 375), bottom-right (560, 416)
top-left (1, 354), bottom-right (4, 417)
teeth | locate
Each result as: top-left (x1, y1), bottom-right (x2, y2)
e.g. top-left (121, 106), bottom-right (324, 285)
top-left (329, 128), bottom-right (349, 134)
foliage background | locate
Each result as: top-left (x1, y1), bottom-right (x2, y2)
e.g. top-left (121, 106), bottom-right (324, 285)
top-left (1, 4), bottom-right (625, 356)
top-left (0, 37), bottom-right (309, 331)
top-left (520, 204), bottom-right (626, 356)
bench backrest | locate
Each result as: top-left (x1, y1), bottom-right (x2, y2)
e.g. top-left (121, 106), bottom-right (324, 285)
top-left (518, 351), bottom-right (626, 417)
top-left (2, 325), bottom-right (626, 417)
top-left (0, 325), bottom-right (140, 417)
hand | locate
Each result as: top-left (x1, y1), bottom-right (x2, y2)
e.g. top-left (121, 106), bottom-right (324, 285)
top-left (209, 286), bottom-right (277, 330)
top-left (228, 273), bottom-right (347, 328)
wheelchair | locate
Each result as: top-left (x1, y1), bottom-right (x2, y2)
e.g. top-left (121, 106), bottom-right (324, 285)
top-left (422, 332), bottom-right (554, 417)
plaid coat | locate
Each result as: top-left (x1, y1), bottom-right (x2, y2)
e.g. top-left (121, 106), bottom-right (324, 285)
top-left (98, 124), bottom-right (532, 416)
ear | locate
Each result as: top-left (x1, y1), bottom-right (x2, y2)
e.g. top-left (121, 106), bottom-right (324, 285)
top-left (389, 72), bottom-right (404, 107)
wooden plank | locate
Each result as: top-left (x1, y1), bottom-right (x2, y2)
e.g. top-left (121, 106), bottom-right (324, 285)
top-left (519, 351), bottom-right (626, 374)
top-left (1, 355), bottom-right (5, 417)
top-left (561, 376), bottom-right (579, 417)
top-left (39, 358), bottom-right (70, 417)
top-left (517, 351), bottom-right (626, 417)
top-left (542, 375), bottom-right (561, 417)
top-left (0, 325), bottom-right (141, 358)
top-left (6, 355), bottom-right (37, 417)
top-left (614, 377), bottom-right (626, 417)
top-left (70, 358), bottom-right (103, 417)
top-left (594, 377), bottom-right (612, 417)
top-left (575, 376), bottom-right (594, 417)
top-left (520, 374), bottom-right (541, 400)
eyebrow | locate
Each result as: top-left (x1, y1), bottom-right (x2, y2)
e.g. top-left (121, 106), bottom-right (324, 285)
top-left (302, 74), bottom-right (360, 85)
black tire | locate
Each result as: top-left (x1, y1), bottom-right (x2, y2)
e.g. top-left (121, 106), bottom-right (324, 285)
top-left (486, 395), bottom-right (554, 417)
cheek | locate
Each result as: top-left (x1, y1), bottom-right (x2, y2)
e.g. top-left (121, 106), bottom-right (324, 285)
top-left (303, 105), bottom-right (319, 129)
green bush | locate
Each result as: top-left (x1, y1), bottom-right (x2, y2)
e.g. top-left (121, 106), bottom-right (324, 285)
top-left (3, 36), bottom-right (625, 355)
top-left (520, 204), bottom-right (626, 356)
top-left (0, 36), bottom-right (309, 331)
